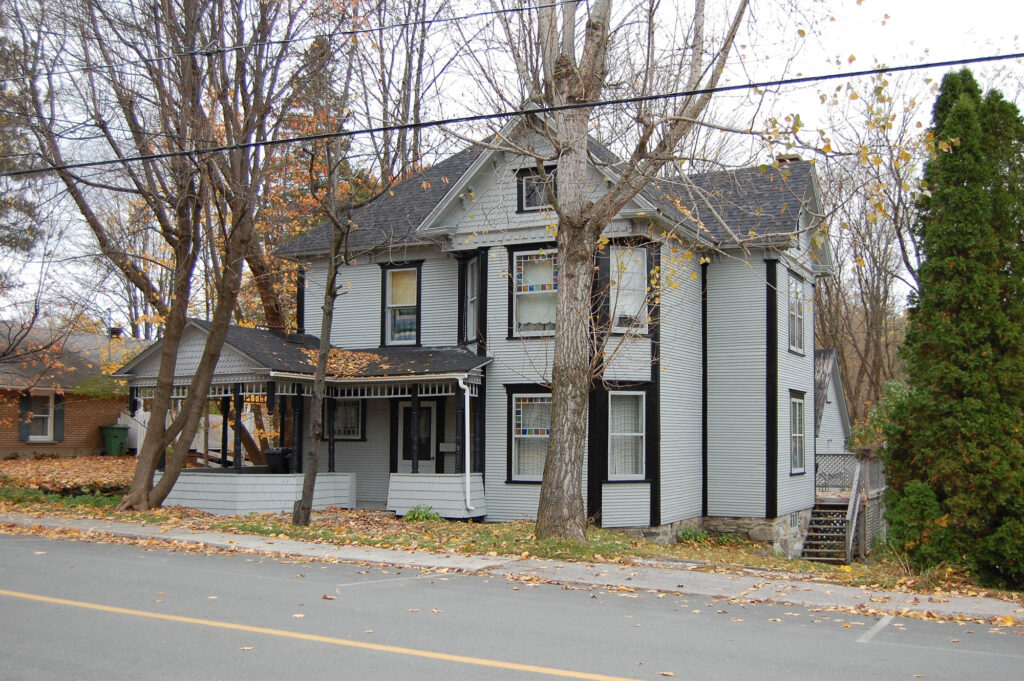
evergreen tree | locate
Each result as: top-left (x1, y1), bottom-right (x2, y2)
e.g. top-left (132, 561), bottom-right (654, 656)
top-left (884, 69), bottom-right (1024, 587)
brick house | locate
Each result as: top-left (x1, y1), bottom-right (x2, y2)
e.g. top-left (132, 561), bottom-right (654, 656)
top-left (0, 325), bottom-right (146, 458)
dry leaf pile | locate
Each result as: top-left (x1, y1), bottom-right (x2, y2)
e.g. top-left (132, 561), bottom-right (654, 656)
top-left (0, 455), bottom-right (136, 494)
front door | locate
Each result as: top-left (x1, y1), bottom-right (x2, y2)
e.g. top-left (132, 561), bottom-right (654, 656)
top-left (397, 401), bottom-right (435, 473)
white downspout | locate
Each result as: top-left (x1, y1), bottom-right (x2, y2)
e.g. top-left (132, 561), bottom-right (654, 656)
top-left (457, 376), bottom-right (475, 511)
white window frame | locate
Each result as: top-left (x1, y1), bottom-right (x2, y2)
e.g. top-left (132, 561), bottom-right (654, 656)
top-left (519, 168), bottom-right (556, 211)
top-left (790, 394), bottom-right (805, 474)
top-left (463, 257), bottom-right (479, 342)
top-left (386, 267), bottom-right (418, 345)
top-left (513, 249), bottom-right (558, 337)
top-left (608, 392), bottom-right (646, 480)
top-left (27, 391), bottom-right (54, 442)
top-left (327, 399), bottom-right (362, 440)
top-left (609, 245), bottom-right (648, 334)
top-left (511, 393), bottom-right (551, 482)
top-left (788, 274), bottom-right (804, 353)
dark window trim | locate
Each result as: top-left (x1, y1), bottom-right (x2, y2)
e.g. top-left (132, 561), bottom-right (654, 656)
top-left (505, 382), bottom-right (550, 484)
top-left (380, 261), bottom-right (423, 347)
top-left (505, 242), bottom-right (558, 340)
top-left (647, 245), bottom-right (661, 526)
top-left (515, 165), bottom-right (557, 213)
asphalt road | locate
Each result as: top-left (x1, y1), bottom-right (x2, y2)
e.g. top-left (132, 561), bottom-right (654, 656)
top-left (1, 534), bottom-right (1021, 681)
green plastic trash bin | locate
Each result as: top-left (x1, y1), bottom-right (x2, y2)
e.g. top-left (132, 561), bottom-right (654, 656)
top-left (100, 424), bottom-right (130, 456)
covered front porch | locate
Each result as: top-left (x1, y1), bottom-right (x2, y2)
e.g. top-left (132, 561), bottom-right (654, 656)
top-left (115, 322), bottom-right (489, 518)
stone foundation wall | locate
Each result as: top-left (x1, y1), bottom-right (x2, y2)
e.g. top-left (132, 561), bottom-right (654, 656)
top-left (702, 510), bottom-right (811, 558)
top-left (619, 511), bottom-right (811, 557)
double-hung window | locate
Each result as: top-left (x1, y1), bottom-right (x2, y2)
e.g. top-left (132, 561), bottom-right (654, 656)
top-left (27, 393), bottom-right (54, 441)
top-left (385, 267), bottom-right (418, 345)
top-left (788, 274), bottom-right (804, 353)
top-left (513, 250), bottom-right (558, 336)
top-left (511, 394), bottom-right (551, 481)
top-left (608, 392), bottom-right (645, 479)
top-left (790, 392), bottom-right (805, 474)
top-left (610, 245), bottom-right (648, 333)
top-left (462, 256), bottom-right (479, 342)
top-left (517, 167), bottom-right (556, 211)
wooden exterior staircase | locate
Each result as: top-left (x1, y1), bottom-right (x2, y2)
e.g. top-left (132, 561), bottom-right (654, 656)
top-left (802, 500), bottom-right (849, 564)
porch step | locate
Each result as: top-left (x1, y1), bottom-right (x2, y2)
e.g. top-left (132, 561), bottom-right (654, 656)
top-left (802, 503), bottom-right (850, 564)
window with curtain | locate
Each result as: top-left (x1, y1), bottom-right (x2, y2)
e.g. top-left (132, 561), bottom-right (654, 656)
top-left (608, 392), bottom-right (645, 479)
top-left (514, 250), bottom-right (558, 336)
top-left (610, 245), bottom-right (648, 333)
top-left (387, 267), bottom-right (418, 344)
top-left (791, 394), bottom-right (805, 473)
top-left (789, 274), bottom-right (804, 353)
top-left (512, 394), bottom-right (551, 481)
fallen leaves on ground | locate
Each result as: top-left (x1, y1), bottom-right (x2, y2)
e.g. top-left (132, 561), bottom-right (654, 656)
top-left (0, 455), bottom-right (135, 494)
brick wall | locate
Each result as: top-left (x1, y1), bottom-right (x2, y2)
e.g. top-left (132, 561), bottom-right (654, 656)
top-left (0, 390), bottom-right (126, 458)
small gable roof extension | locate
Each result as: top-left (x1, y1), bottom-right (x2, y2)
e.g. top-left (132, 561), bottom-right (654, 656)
top-left (114, 320), bottom-right (490, 382)
top-left (814, 348), bottom-right (852, 439)
top-left (276, 131), bottom-right (816, 259)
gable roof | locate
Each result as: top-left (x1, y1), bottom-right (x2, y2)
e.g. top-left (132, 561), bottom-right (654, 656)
top-left (0, 323), bottom-right (149, 391)
top-left (814, 348), bottom-right (852, 439)
top-left (114, 319), bottom-right (490, 383)
top-left (276, 123), bottom-right (817, 259)
top-left (275, 145), bottom-right (486, 259)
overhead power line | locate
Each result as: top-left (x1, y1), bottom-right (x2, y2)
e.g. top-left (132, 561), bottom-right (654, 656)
top-left (6, 51), bottom-right (1023, 179)
top-left (0, 1), bottom-right (576, 86)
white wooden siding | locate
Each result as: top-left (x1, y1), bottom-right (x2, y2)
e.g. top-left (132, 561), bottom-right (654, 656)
top-left (603, 335), bottom-right (652, 381)
top-left (817, 375), bottom-right (850, 456)
top-left (386, 473), bottom-right (485, 518)
top-left (312, 400), bottom-right (390, 504)
top-left (602, 483), bottom-right (650, 527)
top-left (129, 325), bottom-right (255, 380)
top-left (305, 258), bottom-right (383, 348)
top-left (705, 256), bottom-right (767, 517)
top-left (656, 243), bottom-right (704, 524)
top-left (157, 471), bottom-right (355, 515)
top-left (776, 265), bottom-right (816, 516)
top-left (419, 256), bottom-right (459, 346)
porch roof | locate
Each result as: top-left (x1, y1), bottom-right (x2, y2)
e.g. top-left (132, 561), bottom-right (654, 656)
top-left (114, 320), bottom-right (491, 394)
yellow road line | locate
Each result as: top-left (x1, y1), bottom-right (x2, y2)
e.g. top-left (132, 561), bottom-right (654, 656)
top-left (0, 588), bottom-right (643, 681)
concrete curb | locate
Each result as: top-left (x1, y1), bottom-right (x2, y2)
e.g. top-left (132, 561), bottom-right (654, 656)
top-left (3, 512), bottom-right (1021, 623)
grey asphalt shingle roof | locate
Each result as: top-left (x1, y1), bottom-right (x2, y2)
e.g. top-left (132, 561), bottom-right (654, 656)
top-left (193, 320), bottom-right (489, 379)
top-left (276, 136), bottom-right (815, 257)
top-left (275, 145), bottom-right (486, 258)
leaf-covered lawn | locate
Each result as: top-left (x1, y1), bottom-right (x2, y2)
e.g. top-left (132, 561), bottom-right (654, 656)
top-left (0, 455), bottom-right (135, 494)
top-left (0, 456), bottom-right (1020, 604)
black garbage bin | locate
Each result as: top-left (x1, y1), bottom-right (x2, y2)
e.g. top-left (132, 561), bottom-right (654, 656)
top-left (264, 447), bottom-right (292, 474)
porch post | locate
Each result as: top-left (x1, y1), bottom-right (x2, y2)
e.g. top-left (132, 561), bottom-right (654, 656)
top-left (233, 383), bottom-right (243, 472)
top-left (292, 386), bottom-right (304, 473)
top-left (455, 383), bottom-right (465, 474)
top-left (327, 396), bottom-right (336, 473)
top-left (410, 384), bottom-right (420, 473)
top-left (278, 388), bottom-right (287, 448)
top-left (220, 396), bottom-right (231, 468)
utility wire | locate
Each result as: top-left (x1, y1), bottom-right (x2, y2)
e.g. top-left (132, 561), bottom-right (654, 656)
top-left (0, 1), bottom-right (576, 86)
top-left (5, 50), bottom-right (1023, 179)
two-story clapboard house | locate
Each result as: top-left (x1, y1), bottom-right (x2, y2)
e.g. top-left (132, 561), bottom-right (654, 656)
top-left (115, 121), bottom-right (831, 555)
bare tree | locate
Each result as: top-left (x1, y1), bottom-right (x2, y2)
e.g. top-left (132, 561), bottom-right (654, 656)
top-left (5, 0), bottom-right (346, 509)
top-left (447, 0), bottom-right (749, 539)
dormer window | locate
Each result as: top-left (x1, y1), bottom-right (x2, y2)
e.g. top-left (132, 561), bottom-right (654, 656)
top-left (517, 166), bottom-right (556, 212)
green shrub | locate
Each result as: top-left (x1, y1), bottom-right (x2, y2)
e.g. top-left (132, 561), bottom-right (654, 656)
top-left (885, 480), bottom-right (956, 570)
top-left (403, 505), bottom-right (441, 522)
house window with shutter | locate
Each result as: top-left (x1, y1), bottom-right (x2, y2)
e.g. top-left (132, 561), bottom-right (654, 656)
top-left (610, 245), bottom-right (648, 333)
top-left (19, 391), bottom-right (63, 443)
top-left (608, 392), bottom-right (645, 480)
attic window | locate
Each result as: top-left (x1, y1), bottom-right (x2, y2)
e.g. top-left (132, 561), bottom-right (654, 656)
top-left (517, 166), bottom-right (556, 212)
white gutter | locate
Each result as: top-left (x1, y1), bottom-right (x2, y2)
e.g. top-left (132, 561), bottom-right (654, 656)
top-left (456, 375), bottom-right (475, 511)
